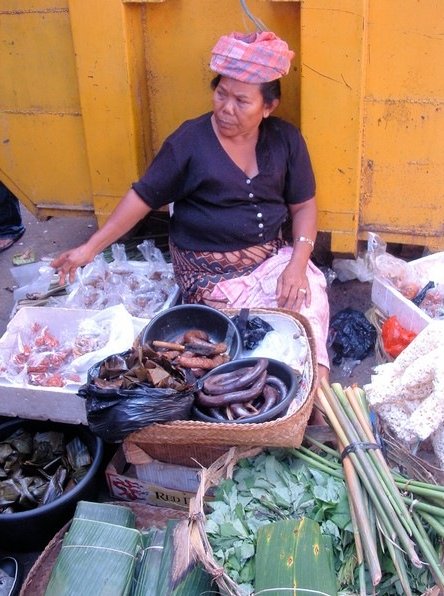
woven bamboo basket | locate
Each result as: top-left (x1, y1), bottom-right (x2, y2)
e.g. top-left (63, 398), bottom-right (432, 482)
top-left (127, 308), bottom-right (317, 449)
top-left (19, 502), bottom-right (187, 596)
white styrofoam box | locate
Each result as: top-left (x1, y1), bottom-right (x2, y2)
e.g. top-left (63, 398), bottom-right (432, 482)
top-left (0, 305), bottom-right (138, 424)
top-left (371, 252), bottom-right (444, 333)
top-left (0, 383), bottom-right (87, 425)
top-left (371, 276), bottom-right (431, 334)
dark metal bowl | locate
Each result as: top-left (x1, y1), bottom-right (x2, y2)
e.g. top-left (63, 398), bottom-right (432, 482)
top-left (0, 419), bottom-right (104, 551)
top-left (141, 304), bottom-right (242, 361)
top-left (192, 357), bottom-right (301, 424)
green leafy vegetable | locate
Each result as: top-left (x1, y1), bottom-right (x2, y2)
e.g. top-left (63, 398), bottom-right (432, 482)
top-left (205, 448), bottom-right (440, 595)
top-left (205, 449), bottom-right (353, 594)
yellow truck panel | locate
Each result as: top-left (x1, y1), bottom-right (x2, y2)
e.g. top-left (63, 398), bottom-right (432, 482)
top-left (1, 0), bottom-right (442, 251)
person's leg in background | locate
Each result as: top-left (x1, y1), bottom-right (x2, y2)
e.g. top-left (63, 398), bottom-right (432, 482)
top-left (0, 182), bottom-right (26, 252)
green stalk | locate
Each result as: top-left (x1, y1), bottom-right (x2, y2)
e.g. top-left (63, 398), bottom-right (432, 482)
top-left (306, 435), bottom-right (444, 504)
top-left (297, 445), bottom-right (342, 471)
top-left (417, 510), bottom-right (444, 539)
top-left (295, 449), bottom-right (444, 522)
top-left (367, 495), bottom-right (378, 560)
top-left (318, 381), bottom-right (421, 569)
top-left (291, 449), bottom-right (343, 479)
top-left (338, 437), bottom-right (382, 586)
top-left (392, 472), bottom-right (444, 494)
top-left (394, 478), bottom-right (444, 503)
top-left (339, 384), bottom-right (444, 590)
top-left (402, 497), bottom-right (444, 518)
top-left (351, 386), bottom-right (368, 414)
top-left (382, 534), bottom-right (413, 596)
top-left (304, 434), bottom-right (342, 459)
top-left (392, 473), bottom-right (444, 494)
top-left (411, 511), bottom-right (444, 590)
top-left (335, 384), bottom-right (413, 532)
top-left (357, 562), bottom-right (367, 596)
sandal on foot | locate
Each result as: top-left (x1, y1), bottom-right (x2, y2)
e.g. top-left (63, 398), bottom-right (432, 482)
top-left (0, 230), bottom-right (25, 254)
top-left (0, 238), bottom-right (15, 253)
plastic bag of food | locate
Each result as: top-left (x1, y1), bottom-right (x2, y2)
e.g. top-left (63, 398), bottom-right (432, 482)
top-left (137, 239), bottom-right (166, 265)
top-left (332, 232), bottom-right (387, 283)
top-left (78, 349), bottom-right (195, 442)
top-left (381, 316), bottom-right (417, 358)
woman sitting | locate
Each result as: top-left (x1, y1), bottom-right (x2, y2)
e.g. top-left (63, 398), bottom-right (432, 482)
top-left (52, 30), bottom-right (330, 390)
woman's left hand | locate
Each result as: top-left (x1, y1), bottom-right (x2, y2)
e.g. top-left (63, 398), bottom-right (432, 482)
top-left (276, 261), bottom-right (311, 311)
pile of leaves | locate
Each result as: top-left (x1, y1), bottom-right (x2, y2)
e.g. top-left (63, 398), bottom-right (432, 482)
top-left (205, 449), bottom-right (439, 595)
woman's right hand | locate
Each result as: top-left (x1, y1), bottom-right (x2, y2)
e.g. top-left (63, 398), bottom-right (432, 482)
top-left (51, 243), bottom-right (96, 285)
top-left (50, 189), bottom-right (152, 286)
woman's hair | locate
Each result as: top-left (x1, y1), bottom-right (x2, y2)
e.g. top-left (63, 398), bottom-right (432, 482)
top-left (210, 75), bottom-right (281, 107)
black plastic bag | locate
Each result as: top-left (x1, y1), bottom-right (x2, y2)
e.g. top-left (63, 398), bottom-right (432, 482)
top-left (78, 353), bottom-right (195, 443)
top-left (328, 308), bottom-right (377, 365)
top-left (412, 281), bottom-right (435, 306)
top-left (232, 310), bottom-right (274, 350)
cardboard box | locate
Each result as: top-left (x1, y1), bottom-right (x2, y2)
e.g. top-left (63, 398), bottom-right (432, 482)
top-left (106, 447), bottom-right (207, 511)
top-left (371, 252), bottom-right (444, 334)
top-left (124, 440), bottom-right (229, 468)
top-left (0, 305), bottom-right (137, 424)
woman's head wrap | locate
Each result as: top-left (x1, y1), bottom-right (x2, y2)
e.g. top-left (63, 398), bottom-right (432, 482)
top-left (210, 31), bottom-right (295, 84)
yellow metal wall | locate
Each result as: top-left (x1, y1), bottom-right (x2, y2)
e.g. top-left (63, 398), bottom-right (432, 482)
top-left (360, 1), bottom-right (444, 252)
top-left (300, 0), bottom-right (443, 253)
top-left (0, 0), bottom-right (92, 216)
top-left (0, 0), bottom-right (301, 224)
top-left (1, 0), bottom-right (443, 250)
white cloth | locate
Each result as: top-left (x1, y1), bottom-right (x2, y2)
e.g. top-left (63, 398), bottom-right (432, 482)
top-left (209, 246), bottom-right (330, 368)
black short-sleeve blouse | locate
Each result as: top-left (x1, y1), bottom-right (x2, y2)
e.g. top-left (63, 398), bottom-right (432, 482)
top-left (132, 113), bottom-right (315, 252)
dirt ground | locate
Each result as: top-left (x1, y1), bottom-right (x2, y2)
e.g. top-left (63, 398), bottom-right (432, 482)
top-left (0, 205), bottom-right (382, 582)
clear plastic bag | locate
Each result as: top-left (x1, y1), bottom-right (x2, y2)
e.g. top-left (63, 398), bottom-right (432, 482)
top-left (332, 232), bottom-right (387, 283)
top-left (59, 243), bottom-right (176, 316)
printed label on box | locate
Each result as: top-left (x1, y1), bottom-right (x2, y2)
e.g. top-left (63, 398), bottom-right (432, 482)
top-left (107, 472), bottom-right (194, 510)
top-left (105, 448), bottom-right (206, 510)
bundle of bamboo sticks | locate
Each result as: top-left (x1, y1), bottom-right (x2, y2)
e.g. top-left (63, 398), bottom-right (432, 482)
top-left (305, 381), bottom-right (444, 595)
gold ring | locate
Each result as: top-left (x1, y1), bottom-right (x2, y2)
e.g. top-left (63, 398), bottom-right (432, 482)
top-left (298, 288), bottom-right (307, 294)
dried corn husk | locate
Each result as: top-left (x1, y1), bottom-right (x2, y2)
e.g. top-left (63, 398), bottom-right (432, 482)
top-left (156, 519), bottom-right (214, 596)
top-left (187, 446), bottom-right (262, 596)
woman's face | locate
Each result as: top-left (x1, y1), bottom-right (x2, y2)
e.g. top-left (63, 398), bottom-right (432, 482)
top-left (212, 77), bottom-right (277, 139)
